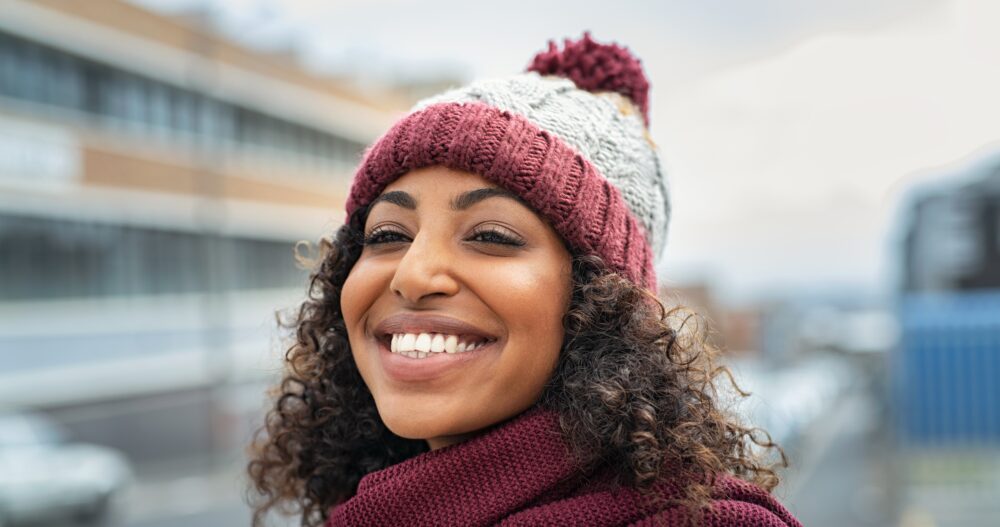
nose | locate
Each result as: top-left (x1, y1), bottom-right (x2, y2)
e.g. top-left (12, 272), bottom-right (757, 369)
top-left (389, 228), bottom-right (461, 304)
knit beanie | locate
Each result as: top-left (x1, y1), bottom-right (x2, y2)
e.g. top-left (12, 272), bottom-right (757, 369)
top-left (345, 33), bottom-right (670, 291)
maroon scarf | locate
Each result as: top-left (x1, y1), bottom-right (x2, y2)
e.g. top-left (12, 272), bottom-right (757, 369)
top-left (327, 406), bottom-right (801, 526)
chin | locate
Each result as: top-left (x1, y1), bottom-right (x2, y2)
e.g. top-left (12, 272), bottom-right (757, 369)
top-left (376, 398), bottom-right (463, 440)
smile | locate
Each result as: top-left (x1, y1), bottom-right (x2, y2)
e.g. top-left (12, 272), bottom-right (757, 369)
top-left (389, 332), bottom-right (494, 359)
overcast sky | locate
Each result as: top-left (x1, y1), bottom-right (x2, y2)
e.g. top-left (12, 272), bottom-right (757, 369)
top-left (134, 0), bottom-right (1000, 303)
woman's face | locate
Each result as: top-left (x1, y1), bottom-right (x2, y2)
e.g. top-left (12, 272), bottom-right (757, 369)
top-left (342, 166), bottom-right (572, 449)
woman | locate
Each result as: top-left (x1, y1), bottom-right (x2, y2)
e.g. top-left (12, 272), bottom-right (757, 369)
top-left (249, 34), bottom-right (800, 526)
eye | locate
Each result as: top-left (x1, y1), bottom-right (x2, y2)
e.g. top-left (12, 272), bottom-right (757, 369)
top-left (363, 225), bottom-right (411, 246)
top-left (468, 225), bottom-right (526, 247)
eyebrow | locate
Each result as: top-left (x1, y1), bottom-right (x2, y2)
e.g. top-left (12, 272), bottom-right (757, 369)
top-left (370, 190), bottom-right (416, 210)
top-left (451, 187), bottom-right (527, 210)
top-left (369, 187), bottom-right (526, 212)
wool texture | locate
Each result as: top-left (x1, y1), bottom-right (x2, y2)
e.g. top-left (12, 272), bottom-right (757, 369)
top-left (527, 32), bottom-right (651, 126)
top-left (326, 406), bottom-right (802, 527)
top-left (344, 34), bottom-right (670, 291)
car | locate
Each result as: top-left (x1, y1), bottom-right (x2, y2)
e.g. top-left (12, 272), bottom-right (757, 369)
top-left (0, 410), bottom-right (133, 526)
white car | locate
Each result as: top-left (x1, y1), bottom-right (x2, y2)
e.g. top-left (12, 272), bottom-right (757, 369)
top-left (0, 410), bottom-right (133, 526)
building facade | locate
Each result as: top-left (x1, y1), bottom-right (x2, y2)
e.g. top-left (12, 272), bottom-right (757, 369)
top-left (0, 0), bottom-right (404, 462)
top-left (895, 151), bottom-right (1000, 446)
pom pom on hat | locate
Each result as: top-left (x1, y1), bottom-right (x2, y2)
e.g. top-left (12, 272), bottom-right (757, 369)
top-left (526, 32), bottom-right (651, 126)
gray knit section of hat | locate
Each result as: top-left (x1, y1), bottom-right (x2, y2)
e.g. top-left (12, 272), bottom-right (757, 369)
top-left (413, 72), bottom-right (671, 263)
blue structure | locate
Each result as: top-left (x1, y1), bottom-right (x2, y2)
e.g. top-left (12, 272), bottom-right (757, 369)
top-left (894, 152), bottom-right (1000, 445)
top-left (895, 290), bottom-right (1000, 444)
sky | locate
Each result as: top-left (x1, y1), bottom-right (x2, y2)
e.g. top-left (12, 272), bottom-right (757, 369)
top-left (134, 0), bottom-right (1000, 304)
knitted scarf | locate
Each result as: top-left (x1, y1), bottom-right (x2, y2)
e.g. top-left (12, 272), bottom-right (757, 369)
top-left (326, 406), bottom-right (801, 526)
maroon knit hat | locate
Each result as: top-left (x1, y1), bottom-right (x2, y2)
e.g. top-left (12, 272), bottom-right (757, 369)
top-left (345, 34), bottom-right (667, 291)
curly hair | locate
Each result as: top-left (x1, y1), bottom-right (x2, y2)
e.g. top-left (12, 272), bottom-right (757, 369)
top-left (246, 208), bottom-right (786, 526)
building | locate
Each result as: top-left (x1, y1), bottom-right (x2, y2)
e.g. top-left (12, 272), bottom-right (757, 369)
top-left (894, 151), bottom-right (1000, 445)
top-left (901, 154), bottom-right (1000, 293)
top-left (0, 0), bottom-right (405, 464)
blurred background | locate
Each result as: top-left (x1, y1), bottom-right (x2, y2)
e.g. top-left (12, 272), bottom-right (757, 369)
top-left (0, 0), bottom-right (998, 525)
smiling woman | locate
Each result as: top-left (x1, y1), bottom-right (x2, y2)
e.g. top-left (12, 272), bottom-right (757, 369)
top-left (248, 34), bottom-right (801, 527)
top-left (342, 167), bottom-right (572, 450)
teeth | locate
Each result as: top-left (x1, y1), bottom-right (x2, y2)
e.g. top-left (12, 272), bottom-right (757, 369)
top-left (430, 334), bottom-right (445, 353)
top-left (388, 332), bottom-right (488, 358)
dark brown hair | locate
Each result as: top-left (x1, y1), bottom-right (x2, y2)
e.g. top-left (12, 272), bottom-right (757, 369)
top-left (247, 208), bottom-right (785, 526)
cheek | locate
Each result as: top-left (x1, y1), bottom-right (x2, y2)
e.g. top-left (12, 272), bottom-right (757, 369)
top-left (340, 258), bottom-right (385, 341)
top-left (341, 257), bottom-right (395, 396)
top-left (506, 272), bottom-right (566, 336)
top-left (480, 257), bottom-right (571, 378)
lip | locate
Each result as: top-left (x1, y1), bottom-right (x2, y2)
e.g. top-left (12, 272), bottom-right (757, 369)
top-left (371, 313), bottom-right (501, 383)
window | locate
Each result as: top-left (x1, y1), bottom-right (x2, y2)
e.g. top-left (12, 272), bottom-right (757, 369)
top-left (0, 214), bottom-right (307, 301)
top-left (0, 30), bottom-right (367, 173)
